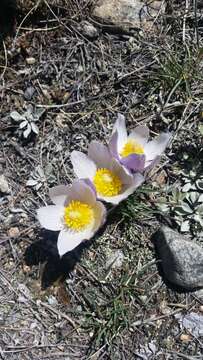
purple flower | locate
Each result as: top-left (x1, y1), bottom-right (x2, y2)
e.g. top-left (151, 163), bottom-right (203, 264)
top-left (71, 141), bottom-right (144, 205)
top-left (109, 114), bottom-right (171, 172)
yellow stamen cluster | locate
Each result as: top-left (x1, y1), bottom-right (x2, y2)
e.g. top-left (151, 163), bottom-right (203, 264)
top-left (64, 200), bottom-right (94, 231)
top-left (93, 168), bottom-right (122, 197)
top-left (120, 139), bottom-right (144, 157)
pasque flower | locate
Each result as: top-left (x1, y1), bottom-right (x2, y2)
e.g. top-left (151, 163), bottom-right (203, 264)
top-left (71, 141), bottom-right (144, 205)
top-left (109, 114), bottom-right (171, 172)
top-left (37, 179), bottom-right (106, 256)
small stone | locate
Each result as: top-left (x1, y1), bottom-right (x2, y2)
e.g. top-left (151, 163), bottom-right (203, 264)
top-left (159, 300), bottom-right (171, 315)
top-left (47, 295), bottom-right (58, 305)
top-left (4, 214), bottom-right (15, 226)
top-left (180, 334), bottom-right (192, 342)
top-left (152, 226), bottom-right (203, 290)
top-left (0, 174), bottom-right (10, 193)
top-left (24, 86), bottom-right (35, 100)
top-left (80, 21), bottom-right (99, 39)
top-left (8, 227), bottom-right (20, 238)
top-left (175, 312), bottom-right (203, 338)
top-left (93, 0), bottom-right (165, 31)
top-left (139, 295), bottom-right (147, 303)
top-left (26, 57), bottom-right (36, 65)
top-left (76, 65), bottom-right (84, 73)
top-left (106, 250), bottom-right (124, 269)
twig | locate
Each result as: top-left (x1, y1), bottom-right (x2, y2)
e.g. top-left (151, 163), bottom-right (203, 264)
top-left (0, 41), bottom-right (8, 82)
top-left (40, 301), bottom-right (80, 334)
top-left (183, 0), bottom-right (189, 44)
top-left (13, 1), bottom-right (42, 48)
top-left (194, 0), bottom-right (199, 47)
top-left (132, 309), bottom-right (182, 327)
top-left (168, 351), bottom-right (202, 360)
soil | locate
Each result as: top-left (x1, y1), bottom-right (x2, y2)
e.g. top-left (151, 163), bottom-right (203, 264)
top-left (0, 1), bottom-right (203, 359)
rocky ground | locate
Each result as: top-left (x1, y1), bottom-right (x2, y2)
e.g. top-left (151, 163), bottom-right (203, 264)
top-left (0, 1), bottom-right (203, 359)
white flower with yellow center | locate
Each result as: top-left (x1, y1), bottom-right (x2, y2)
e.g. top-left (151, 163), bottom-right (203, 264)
top-left (71, 141), bottom-right (144, 204)
top-left (109, 114), bottom-right (171, 172)
top-left (37, 180), bottom-right (106, 256)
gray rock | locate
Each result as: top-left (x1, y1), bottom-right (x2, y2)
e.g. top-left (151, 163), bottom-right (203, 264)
top-left (0, 174), bottom-right (10, 193)
top-left (175, 312), bottom-right (203, 338)
top-left (93, 0), bottom-right (165, 31)
top-left (152, 226), bottom-right (203, 290)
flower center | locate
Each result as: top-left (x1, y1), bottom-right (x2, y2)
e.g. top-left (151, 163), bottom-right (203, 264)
top-left (93, 168), bottom-right (122, 197)
top-left (64, 200), bottom-right (94, 231)
top-left (120, 139), bottom-right (144, 157)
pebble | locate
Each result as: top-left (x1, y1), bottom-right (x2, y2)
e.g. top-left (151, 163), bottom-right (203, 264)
top-left (0, 174), bottom-right (10, 193)
top-left (180, 334), bottom-right (192, 342)
top-left (8, 227), bottom-right (20, 238)
top-left (93, 0), bottom-right (165, 31)
top-left (199, 305), bottom-right (203, 312)
top-left (105, 250), bottom-right (124, 269)
top-left (26, 57), bottom-right (36, 65)
top-left (80, 21), bottom-right (99, 39)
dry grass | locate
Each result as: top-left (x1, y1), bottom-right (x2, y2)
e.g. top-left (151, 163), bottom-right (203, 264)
top-left (0, 1), bottom-right (203, 359)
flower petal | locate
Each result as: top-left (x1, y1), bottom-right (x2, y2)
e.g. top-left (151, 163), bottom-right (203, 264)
top-left (71, 151), bottom-right (96, 180)
top-left (82, 178), bottom-right (97, 197)
top-left (57, 229), bottom-right (87, 256)
top-left (109, 131), bottom-right (119, 159)
top-left (64, 179), bottom-right (96, 206)
top-left (129, 125), bottom-right (149, 145)
top-left (88, 141), bottom-right (112, 168)
top-left (49, 185), bottom-right (69, 205)
top-left (144, 132), bottom-right (171, 162)
top-left (98, 173), bottom-right (144, 204)
top-left (93, 201), bottom-right (107, 231)
top-left (121, 154), bottom-right (146, 172)
top-left (113, 113), bottom-right (127, 152)
top-left (110, 158), bottom-right (133, 182)
top-left (37, 205), bottom-right (64, 231)
top-left (57, 200), bottom-right (106, 256)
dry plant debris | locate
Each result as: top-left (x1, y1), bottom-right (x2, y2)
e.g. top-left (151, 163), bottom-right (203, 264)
top-left (0, 0), bottom-right (203, 359)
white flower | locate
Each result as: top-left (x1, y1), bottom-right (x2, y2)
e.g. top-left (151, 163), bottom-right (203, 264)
top-left (37, 179), bottom-right (106, 257)
top-left (71, 141), bottom-right (144, 205)
top-left (109, 114), bottom-right (171, 172)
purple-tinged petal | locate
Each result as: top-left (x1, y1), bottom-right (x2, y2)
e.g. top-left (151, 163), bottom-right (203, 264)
top-left (71, 151), bottom-right (96, 180)
top-left (49, 185), bottom-right (69, 205)
top-left (144, 132), bottom-right (171, 161)
top-left (110, 157), bottom-right (133, 181)
top-left (82, 178), bottom-right (97, 197)
top-left (37, 205), bottom-right (64, 231)
top-left (109, 131), bottom-right (120, 159)
top-left (88, 141), bottom-right (112, 168)
top-left (113, 113), bottom-right (127, 152)
top-left (129, 125), bottom-right (149, 146)
top-left (65, 179), bottom-right (96, 206)
top-left (121, 154), bottom-right (146, 172)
